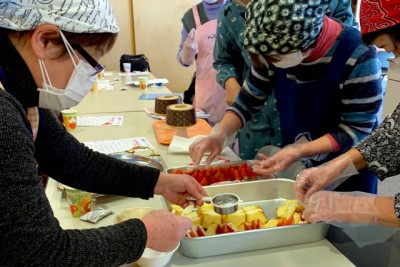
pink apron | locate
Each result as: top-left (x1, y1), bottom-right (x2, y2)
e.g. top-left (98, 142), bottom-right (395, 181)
top-left (192, 6), bottom-right (227, 125)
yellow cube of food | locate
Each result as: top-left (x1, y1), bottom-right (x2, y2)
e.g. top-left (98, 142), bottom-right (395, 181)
top-left (198, 202), bottom-right (214, 214)
top-left (201, 209), bottom-right (222, 229)
top-left (184, 211), bottom-right (201, 226)
top-left (170, 204), bottom-right (184, 216)
top-left (225, 209), bottom-right (246, 228)
top-left (276, 199), bottom-right (304, 219)
top-left (242, 205), bottom-right (268, 224)
top-left (264, 218), bottom-right (280, 228)
top-left (206, 223), bottom-right (217, 236)
top-left (293, 212), bottom-right (303, 224)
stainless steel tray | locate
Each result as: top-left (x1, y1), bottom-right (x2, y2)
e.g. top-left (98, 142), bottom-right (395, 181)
top-left (111, 152), bottom-right (164, 171)
top-left (161, 179), bottom-right (329, 258)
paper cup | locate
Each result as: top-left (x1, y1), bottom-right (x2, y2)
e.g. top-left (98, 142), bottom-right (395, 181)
top-left (139, 76), bottom-right (149, 90)
top-left (65, 188), bottom-right (92, 218)
top-left (61, 109), bottom-right (78, 130)
top-left (123, 62), bottom-right (131, 73)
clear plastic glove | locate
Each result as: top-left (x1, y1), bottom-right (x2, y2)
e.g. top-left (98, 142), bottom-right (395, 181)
top-left (181, 28), bottom-right (198, 66)
top-left (252, 145), bottom-right (302, 177)
top-left (154, 173), bottom-right (208, 207)
top-left (189, 123), bottom-right (236, 166)
top-left (142, 210), bottom-right (192, 252)
top-left (189, 132), bottom-right (226, 166)
top-left (295, 155), bottom-right (358, 203)
top-left (304, 191), bottom-right (379, 226)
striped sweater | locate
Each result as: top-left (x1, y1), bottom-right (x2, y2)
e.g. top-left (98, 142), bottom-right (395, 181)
top-left (230, 25), bottom-right (382, 156)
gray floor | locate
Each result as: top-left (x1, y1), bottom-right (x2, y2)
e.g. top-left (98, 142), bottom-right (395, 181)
top-left (378, 175), bottom-right (400, 196)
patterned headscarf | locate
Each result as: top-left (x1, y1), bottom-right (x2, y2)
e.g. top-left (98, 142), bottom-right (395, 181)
top-left (360, 0), bottom-right (400, 35)
top-left (0, 0), bottom-right (119, 33)
top-left (244, 0), bottom-right (330, 55)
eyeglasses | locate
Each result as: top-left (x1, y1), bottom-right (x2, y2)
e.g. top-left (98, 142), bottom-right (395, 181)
top-left (72, 44), bottom-right (104, 76)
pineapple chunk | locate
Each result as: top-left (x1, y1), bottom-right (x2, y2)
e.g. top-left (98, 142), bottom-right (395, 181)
top-left (170, 204), bottom-right (184, 216)
top-left (201, 209), bottom-right (222, 229)
top-left (184, 211), bottom-right (201, 226)
top-left (242, 205), bottom-right (268, 224)
top-left (293, 212), bottom-right (303, 224)
top-left (276, 200), bottom-right (304, 219)
top-left (264, 218), bottom-right (280, 228)
top-left (206, 223), bottom-right (217, 236)
top-left (225, 209), bottom-right (246, 228)
top-left (198, 202), bottom-right (214, 214)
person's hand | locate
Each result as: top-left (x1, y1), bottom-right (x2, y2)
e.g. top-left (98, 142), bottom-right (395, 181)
top-left (294, 167), bottom-right (333, 204)
top-left (224, 78), bottom-right (241, 106)
top-left (189, 132), bottom-right (226, 166)
top-left (141, 210), bottom-right (192, 252)
top-left (181, 28), bottom-right (198, 65)
top-left (252, 145), bottom-right (301, 177)
top-left (295, 155), bottom-right (358, 203)
top-left (154, 173), bottom-right (208, 207)
top-left (304, 191), bottom-right (379, 226)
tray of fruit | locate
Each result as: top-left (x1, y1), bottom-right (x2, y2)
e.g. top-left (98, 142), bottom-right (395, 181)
top-left (161, 179), bottom-right (329, 258)
top-left (166, 160), bottom-right (273, 186)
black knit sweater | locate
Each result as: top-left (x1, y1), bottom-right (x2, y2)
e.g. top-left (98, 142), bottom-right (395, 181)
top-left (0, 29), bottom-right (160, 266)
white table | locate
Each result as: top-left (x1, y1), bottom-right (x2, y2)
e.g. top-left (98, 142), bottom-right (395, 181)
top-left (73, 72), bottom-right (174, 114)
top-left (46, 111), bottom-right (355, 267)
top-left (46, 177), bottom-right (354, 267)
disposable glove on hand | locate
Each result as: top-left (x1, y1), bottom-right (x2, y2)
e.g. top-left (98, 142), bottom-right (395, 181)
top-left (304, 191), bottom-right (379, 226)
top-left (181, 28), bottom-right (198, 65)
top-left (189, 132), bottom-right (226, 166)
top-left (252, 145), bottom-right (302, 177)
top-left (189, 123), bottom-right (233, 166)
top-left (295, 155), bottom-right (358, 203)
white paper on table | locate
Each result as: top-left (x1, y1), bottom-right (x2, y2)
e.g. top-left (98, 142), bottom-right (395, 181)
top-left (97, 79), bottom-right (114, 91)
top-left (168, 135), bottom-right (231, 156)
top-left (84, 137), bottom-right (154, 155)
top-left (126, 78), bottom-right (169, 86)
top-left (119, 71), bottom-right (150, 77)
top-left (168, 135), bottom-right (207, 154)
top-left (77, 116), bottom-right (123, 127)
top-left (103, 71), bottom-right (114, 77)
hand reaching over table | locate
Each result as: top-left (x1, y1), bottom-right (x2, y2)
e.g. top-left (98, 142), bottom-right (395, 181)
top-left (154, 172), bottom-right (208, 207)
top-left (142, 210), bottom-right (192, 252)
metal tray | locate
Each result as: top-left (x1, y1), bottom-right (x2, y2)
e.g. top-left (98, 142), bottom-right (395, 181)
top-left (111, 152), bottom-right (164, 171)
top-left (161, 179), bottom-right (329, 258)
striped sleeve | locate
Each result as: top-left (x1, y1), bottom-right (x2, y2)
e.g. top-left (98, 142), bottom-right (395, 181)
top-left (332, 43), bottom-right (382, 150)
top-left (229, 65), bottom-right (273, 124)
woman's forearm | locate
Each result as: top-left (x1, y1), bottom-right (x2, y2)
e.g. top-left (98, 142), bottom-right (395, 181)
top-left (375, 196), bottom-right (400, 227)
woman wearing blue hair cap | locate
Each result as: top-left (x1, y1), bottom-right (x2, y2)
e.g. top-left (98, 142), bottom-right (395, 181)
top-left (190, 0), bottom-right (382, 194)
top-left (0, 1), bottom-right (207, 266)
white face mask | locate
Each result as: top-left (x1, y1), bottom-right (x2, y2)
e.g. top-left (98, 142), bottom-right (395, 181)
top-left (204, 0), bottom-right (218, 3)
top-left (271, 49), bottom-right (312, 69)
top-left (37, 31), bottom-right (97, 111)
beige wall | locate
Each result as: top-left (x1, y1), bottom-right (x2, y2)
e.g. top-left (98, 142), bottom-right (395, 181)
top-left (103, 0), bottom-right (199, 93)
top-left (133, 0), bottom-right (199, 93)
top-left (101, 0), bottom-right (135, 71)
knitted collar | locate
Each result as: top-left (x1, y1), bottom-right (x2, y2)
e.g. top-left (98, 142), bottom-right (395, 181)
top-left (0, 29), bottom-right (39, 108)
